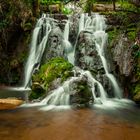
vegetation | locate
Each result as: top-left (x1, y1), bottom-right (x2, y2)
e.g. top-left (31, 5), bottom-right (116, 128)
top-left (32, 57), bottom-right (73, 89)
top-left (0, 0), bottom-right (34, 85)
top-left (29, 57), bottom-right (73, 100)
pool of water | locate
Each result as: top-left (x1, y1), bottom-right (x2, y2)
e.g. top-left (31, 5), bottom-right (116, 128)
top-left (0, 100), bottom-right (140, 140)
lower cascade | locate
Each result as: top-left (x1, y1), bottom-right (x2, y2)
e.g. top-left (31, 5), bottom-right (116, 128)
top-left (24, 13), bottom-right (123, 107)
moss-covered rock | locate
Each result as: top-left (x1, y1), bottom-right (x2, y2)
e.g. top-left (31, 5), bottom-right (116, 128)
top-left (29, 82), bottom-right (46, 100)
top-left (70, 76), bottom-right (93, 107)
top-left (133, 83), bottom-right (140, 103)
top-left (31, 57), bottom-right (73, 100)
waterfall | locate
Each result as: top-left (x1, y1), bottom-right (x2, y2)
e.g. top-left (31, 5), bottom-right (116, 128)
top-left (41, 77), bottom-right (78, 105)
top-left (63, 20), bottom-right (74, 65)
top-left (81, 70), bottom-right (107, 104)
top-left (23, 27), bottom-right (41, 88)
top-left (78, 13), bottom-right (85, 33)
top-left (23, 14), bottom-right (53, 88)
top-left (24, 13), bottom-right (123, 107)
top-left (92, 14), bottom-right (122, 98)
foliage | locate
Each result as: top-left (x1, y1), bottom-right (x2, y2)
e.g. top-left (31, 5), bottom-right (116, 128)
top-left (32, 57), bottom-right (73, 89)
top-left (119, 0), bottom-right (140, 13)
top-left (0, 0), bottom-right (34, 85)
top-left (84, 0), bottom-right (95, 13)
top-left (40, 0), bottom-right (61, 5)
top-left (108, 28), bottom-right (120, 44)
top-left (29, 83), bottom-right (46, 100)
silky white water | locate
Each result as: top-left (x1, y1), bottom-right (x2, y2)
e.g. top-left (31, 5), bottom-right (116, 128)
top-left (92, 14), bottom-right (122, 98)
top-left (23, 14), bottom-right (53, 88)
top-left (63, 19), bottom-right (74, 65)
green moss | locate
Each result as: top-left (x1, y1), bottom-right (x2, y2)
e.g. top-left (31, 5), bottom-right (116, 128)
top-left (132, 83), bottom-right (140, 103)
top-left (127, 30), bottom-right (136, 41)
top-left (23, 22), bottom-right (32, 31)
top-left (32, 57), bottom-right (73, 90)
top-left (40, 0), bottom-right (61, 5)
top-left (108, 28), bottom-right (120, 44)
top-left (29, 90), bottom-right (45, 100)
top-left (134, 84), bottom-right (140, 95)
top-left (118, 1), bottom-right (140, 13)
top-left (29, 83), bottom-right (46, 100)
top-left (72, 79), bottom-right (93, 106)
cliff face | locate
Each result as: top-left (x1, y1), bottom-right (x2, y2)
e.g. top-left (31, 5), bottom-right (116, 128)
top-left (106, 12), bottom-right (140, 102)
top-left (0, 0), bottom-right (35, 85)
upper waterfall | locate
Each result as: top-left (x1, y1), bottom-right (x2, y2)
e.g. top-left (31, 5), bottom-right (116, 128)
top-left (23, 14), bottom-right (53, 88)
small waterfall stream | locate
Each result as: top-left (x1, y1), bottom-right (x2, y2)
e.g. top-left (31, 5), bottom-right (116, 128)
top-left (63, 19), bottom-right (74, 65)
top-left (24, 14), bottom-right (54, 88)
top-left (24, 13), bottom-right (123, 106)
top-left (91, 14), bottom-right (122, 98)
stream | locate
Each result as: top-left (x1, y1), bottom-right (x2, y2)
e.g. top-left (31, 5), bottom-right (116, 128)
top-left (0, 98), bottom-right (140, 140)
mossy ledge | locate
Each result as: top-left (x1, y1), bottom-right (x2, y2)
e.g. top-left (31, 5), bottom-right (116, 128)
top-left (29, 57), bottom-right (73, 100)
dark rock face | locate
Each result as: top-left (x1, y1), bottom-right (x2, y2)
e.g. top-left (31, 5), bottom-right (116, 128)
top-left (0, 0), bottom-right (34, 85)
top-left (43, 27), bottom-right (65, 63)
top-left (112, 35), bottom-right (134, 77)
top-left (69, 75), bottom-right (93, 107)
top-left (75, 31), bottom-right (103, 71)
top-left (130, 0), bottom-right (140, 7)
top-left (74, 31), bottom-right (113, 96)
top-left (110, 34), bottom-right (140, 99)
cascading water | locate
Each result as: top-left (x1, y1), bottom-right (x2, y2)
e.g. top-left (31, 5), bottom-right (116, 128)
top-left (74, 13), bottom-right (122, 99)
top-left (24, 13), bottom-right (123, 107)
top-left (23, 14), bottom-right (53, 88)
top-left (63, 19), bottom-right (74, 65)
top-left (41, 77), bottom-right (78, 105)
top-left (92, 14), bottom-right (122, 98)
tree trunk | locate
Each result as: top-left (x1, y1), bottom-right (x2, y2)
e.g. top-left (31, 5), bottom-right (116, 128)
top-left (112, 0), bottom-right (116, 11)
top-left (33, 0), bottom-right (40, 16)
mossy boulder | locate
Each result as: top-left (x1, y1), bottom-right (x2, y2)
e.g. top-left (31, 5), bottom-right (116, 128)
top-left (29, 82), bottom-right (46, 100)
top-left (70, 76), bottom-right (93, 107)
top-left (133, 84), bottom-right (140, 103)
top-left (30, 57), bottom-right (73, 100)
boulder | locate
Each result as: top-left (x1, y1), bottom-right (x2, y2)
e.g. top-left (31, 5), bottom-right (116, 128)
top-left (112, 35), bottom-right (133, 77)
top-left (42, 27), bottom-right (65, 63)
top-left (75, 31), bottom-right (103, 71)
top-left (69, 74), bottom-right (93, 107)
top-left (0, 98), bottom-right (23, 110)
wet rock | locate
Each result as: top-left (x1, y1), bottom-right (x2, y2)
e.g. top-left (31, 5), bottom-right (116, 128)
top-left (75, 31), bottom-right (103, 72)
top-left (96, 73), bottom-right (113, 97)
top-left (74, 30), bottom-right (114, 97)
top-left (69, 75), bottom-right (93, 107)
top-left (112, 35), bottom-right (133, 77)
top-left (0, 98), bottom-right (23, 110)
top-left (29, 82), bottom-right (46, 100)
top-left (43, 27), bottom-right (65, 63)
top-left (31, 57), bottom-right (73, 100)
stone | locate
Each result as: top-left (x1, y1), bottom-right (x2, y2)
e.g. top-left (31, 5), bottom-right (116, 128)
top-left (69, 75), bottom-right (93, 107)
top-left (0, 98), bottom-right (23, 110)
top-left (49, 4), bottom-right (60, 13)
top-left (42, 27), bottom-right (65, 63)
top-left (75, 31), bottom-right (103, 71)
top-left (112, 35), bottom-right (133, 77)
